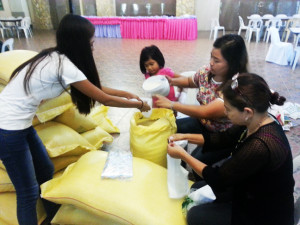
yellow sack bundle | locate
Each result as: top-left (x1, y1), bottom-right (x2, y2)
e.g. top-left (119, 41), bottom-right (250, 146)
top-left (36, 91), bottom-right (73, 123)
top-left (0, 168), bottom-right (14, 192)
top-left (89, 105), bottom-right (120, 133)
top-left (0, 50), bottom-right (38, 85)
top-left (0, 161), bottom-right (70, 193)
top-left (41, 151), bottom-right (188, 225)
top-left (81, 126), bottom-right (113, 149)
top-left (35, 121), bottom-right (96, 157)
top-left (0, 156), bottom-right (79, 174)
top-left (130, 108), bottom-right (177, 167)
top-left (0, 83), bottom-right (5, 93)
top-left (0, 192), bottom-right (46, 225)
top-left (55, 105), bottom-right (119, 133)
top-left (51, 155), bottom-right (80, 173)
top-left (52, 204), bottom-right (109, 225)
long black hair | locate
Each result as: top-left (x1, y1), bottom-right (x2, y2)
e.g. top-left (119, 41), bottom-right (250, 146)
top-left (139, 45), bottom-right (165, 74)
top-left (10, 14), bottom-right (101, 114)
top-left (209, 34), bottom-right (248, 90)
top-left (222, 73), bottom-right (286, 113)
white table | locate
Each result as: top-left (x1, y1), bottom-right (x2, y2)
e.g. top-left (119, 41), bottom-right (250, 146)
top-left (290, 27), bottom-right (300, 48)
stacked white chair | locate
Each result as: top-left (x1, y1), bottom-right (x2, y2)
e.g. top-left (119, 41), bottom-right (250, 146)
top-left (238, 16), bottom-right (248, 37)
top-left (264, 18), bottom-right (282, 43)
top-left (282, 19), bottom-right (293, 42)
top-left (265, 27), bottom-right (294, 66)
top-left (0, 21), bottom-right (13, 38)
top-left (1, 38), bottom-right (14, 52)
top-left (209, 18), bottom-right (225, 41)
top-left (17, 18), bottom-right (32, 38)
top-left (292, 47), bottom-right (300, 71)
top-left (247, 19), bottom-right (263, 43)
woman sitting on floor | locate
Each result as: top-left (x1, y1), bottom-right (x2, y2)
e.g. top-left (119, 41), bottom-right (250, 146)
top-left (168, 73), bottom-right (295, 225)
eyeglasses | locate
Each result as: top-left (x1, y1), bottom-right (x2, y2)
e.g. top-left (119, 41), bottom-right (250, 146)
top-left (231, 73), bottom-right (253, 106)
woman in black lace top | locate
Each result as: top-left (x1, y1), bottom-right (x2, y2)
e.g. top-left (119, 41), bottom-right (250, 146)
top-left (168, 73), bottom-right (294, 225)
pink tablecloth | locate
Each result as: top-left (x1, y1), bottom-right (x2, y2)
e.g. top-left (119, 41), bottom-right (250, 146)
top-left (85, 16), bottom-right (197, 40)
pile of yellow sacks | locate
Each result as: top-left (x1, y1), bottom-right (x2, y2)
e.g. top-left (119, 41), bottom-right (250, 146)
top-left (0, 50), bottom-right (189, 225)
top-left (0, 50), bottom-right (118, 224)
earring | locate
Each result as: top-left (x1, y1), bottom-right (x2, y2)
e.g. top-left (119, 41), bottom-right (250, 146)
top-left (245, 117), bottom-right (248, 122)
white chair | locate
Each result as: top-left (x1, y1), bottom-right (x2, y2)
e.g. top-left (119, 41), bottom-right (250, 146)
top-left (265, 27), bottom-right (294, 66)
top-left (282, 19), bottom-right (293, 42)
top-left (292, 14), bottom-right (300, 19)
top-left (263, 18), bottom-right (282, 43)
top-left (247, 19), bottom-right (263, 43)
top-left (292, 47), bottom-right (300, 71)
top-left (209, 18), bottom-right (225, 41)
top-left (238, 16), bottom-right (248, 37)
top-left (284, 18), bottom-right (300, 42)
top-left (0, 21), bottom-right (13, 38)
top-left (248, 14), bottom-right (261, 19)
top-left (17, 18), bottom-right (32, 38)
top-left (262, 14), bottom-right (274, 19)
top-left (1, 38), bottom-right (14, 52)
top-left (24, 17), bottom-right (33, 36)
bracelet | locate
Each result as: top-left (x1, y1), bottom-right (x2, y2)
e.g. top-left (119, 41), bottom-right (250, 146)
top-left (170, 101), bottom-right (174, 110)
top-left (138, 100), bottom-right (144, 110)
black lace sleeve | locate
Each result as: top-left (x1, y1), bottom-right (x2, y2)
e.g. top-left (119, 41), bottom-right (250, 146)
top-left (202, 125), bottom-right (245, 152)
top-left (202, 122), bottom-right (291, 190)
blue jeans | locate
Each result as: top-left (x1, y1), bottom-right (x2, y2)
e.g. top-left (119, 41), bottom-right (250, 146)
top-left (0, 126), bottom-right (59, 225)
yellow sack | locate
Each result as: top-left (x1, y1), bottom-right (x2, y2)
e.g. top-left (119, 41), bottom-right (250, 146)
top-left (89, 105), bottom-right (120, 133)
top-left (0, 192), bottom-right (46, 225)
top-left (54, 105), bottom-right (98, 133)
top-left (41, 151), bottom-right (189, 225)
top-left (0, 50), bottom-right (38, 85)
top-left (0, 168), bottom-right (14, 192)
top-left (35, 121), bottom-right (96, 157)
top-left (130, 108), bottom-right (177, 167)
top-left (36, 91), bottom-right (73, 123)
top-left (81, 126), bottom-right (113, 149)
top-left (51, 155), bottom-right (80, 172)
top-left (0, 160), bottom-right (4, 170)
top-left (52, 204), bottom-right (109, 225)
top-left (0, 83), bottom-right (5, 93)
top-left (54, 105), bottom-right (120, 134)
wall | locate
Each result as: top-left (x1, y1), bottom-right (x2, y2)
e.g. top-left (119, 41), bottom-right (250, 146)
top-left (9, 0), bottom-right (30, 17)
top-left (31, 0), bottom-right (53, 29)
top-left (0, 0), bottom-right (12, 17)
top-left (176, 0), bottom-right (195, 16)
top-left (195, 0), bottom-right (220, 31)
top-left (96, 0), bottom-right (115, 16)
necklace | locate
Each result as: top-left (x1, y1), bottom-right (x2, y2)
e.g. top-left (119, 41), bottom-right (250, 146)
top-left (246, 115), bottom-right (269, 138)
top-left (232, 115), bottom-right (269, 155)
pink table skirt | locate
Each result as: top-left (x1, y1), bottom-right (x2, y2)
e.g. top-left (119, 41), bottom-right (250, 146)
top-left (85, 16), bottom-right (197, 40)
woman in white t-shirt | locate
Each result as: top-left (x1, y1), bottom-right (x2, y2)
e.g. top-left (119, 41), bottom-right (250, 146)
top-left (0, 14), bottom-right (150, 225)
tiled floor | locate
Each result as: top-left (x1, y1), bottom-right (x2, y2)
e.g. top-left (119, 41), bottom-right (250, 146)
top-left (12, 30), bottom-right (300, 158)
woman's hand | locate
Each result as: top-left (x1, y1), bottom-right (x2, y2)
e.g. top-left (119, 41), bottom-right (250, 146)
top-left (165, 76), bottom-right (173, 85)
top-left (167, 142), bottom-right (186, 159)
top-left (155, 95), bottom-right (172, 109)
top-left (125, 93), bottom-right (141, 101)
top-left (169, 133), bottom-right (186, 142)
top-left (139, 100), bottom-right (151, 112)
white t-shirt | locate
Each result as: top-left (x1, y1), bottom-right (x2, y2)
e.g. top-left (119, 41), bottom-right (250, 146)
top-left (0, 52), bottom-right (87, 130)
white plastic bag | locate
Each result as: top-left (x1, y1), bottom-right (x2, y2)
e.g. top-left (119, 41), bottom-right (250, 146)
top-left (182, 185), bottom-right (216, 216)
top-left (167, 152), bottom-right (189, 199)
top-left (101, 149), bottom-right (133, 180)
